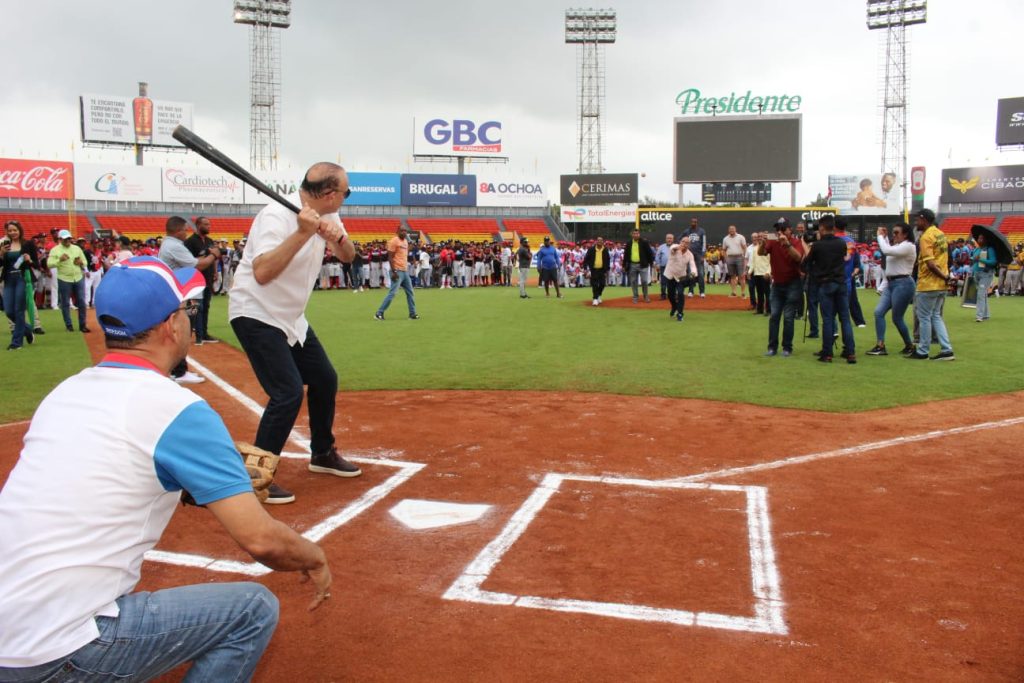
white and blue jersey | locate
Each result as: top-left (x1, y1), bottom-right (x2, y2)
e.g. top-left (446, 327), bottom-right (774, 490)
top-left (0, 354), bottom-right (252, 668)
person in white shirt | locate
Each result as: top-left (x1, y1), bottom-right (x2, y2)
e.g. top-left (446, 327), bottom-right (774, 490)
top-left (866, 222), bottom-right (917, 356)
top-left (229, 163), bottom-right (360, 504)
top-left (722, 225), bottom-right (748, 297)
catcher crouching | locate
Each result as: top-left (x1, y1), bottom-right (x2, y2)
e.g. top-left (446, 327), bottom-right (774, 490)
top-left (0, 256), bottom-right (331, 681)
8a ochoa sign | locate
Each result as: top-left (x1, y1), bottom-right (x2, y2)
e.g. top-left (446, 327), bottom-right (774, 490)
top-left (401, 173), bottom-right (477, 207)
top-left (413, 117), bottom-right (504, 158)
top-left (476, 175), bottom-right (546, 207)
top-left (559, 173), bottom-right (638, 206)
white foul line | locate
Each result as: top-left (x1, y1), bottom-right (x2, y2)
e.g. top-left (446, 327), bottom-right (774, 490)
top-left (444, 474), bottom-right (788, 635)
top-left (667, 415), bottom-right (1024, 484)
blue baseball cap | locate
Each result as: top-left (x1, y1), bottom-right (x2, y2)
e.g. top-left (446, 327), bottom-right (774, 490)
top-left (95, 256), bottom-right (205, 338)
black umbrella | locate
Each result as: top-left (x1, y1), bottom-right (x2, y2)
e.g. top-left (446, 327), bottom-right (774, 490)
top-left (971, 223), bottom-right (1013, 265)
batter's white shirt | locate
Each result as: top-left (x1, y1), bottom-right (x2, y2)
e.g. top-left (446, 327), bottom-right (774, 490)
top-left (229, 193), bottom-right (341, 346)
top-left (0, 356), bottom-right (251, 668)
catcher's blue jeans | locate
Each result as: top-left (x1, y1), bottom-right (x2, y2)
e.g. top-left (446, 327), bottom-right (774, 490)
top-left (0, 582), bottom-right (278, 682)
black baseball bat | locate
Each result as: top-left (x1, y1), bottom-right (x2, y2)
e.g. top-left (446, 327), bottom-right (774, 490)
top-left (171, 125), bottom-right (300, 214)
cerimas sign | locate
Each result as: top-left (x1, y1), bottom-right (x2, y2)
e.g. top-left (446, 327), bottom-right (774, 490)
top-left (413, 117), bottom-right (505, 158)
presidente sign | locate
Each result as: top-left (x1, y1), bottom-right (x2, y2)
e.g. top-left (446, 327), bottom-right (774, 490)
top-left (676, 88), bottom-right (803, 116)
top-left (941, 164), bottom-right (1024, 203)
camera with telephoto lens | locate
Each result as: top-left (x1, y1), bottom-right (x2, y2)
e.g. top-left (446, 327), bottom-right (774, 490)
top-left (802, 221), bottom-right (819, 244)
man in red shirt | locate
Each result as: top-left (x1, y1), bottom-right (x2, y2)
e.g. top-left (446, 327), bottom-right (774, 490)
top-left (759, 218), bottom-right (806, 357)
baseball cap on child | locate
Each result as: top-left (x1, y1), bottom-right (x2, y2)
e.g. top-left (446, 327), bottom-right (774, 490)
top-left (95, 256), bottom-right (205, 338)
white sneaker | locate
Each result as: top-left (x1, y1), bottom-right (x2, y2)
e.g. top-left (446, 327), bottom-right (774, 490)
top-left (700, 293), bottom-right (706, 298)
top-left (686, 292), bottom-right (693, 298)
top-left (175, 371), bottom-right (205, 385)
top-left (597, 297), bottom-right (602, 304)
top-left (592, 298), bottom-right (598, 306)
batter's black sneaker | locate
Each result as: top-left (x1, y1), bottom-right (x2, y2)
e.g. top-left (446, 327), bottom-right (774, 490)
top-left (309, 449), bottom-right (362, 478)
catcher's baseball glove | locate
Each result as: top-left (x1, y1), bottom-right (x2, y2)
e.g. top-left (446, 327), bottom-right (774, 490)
top-left (180, 441), bottom-right (281, 506)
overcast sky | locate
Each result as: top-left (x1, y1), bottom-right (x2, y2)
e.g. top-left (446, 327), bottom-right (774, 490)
top-left (3, 0), bottom-right (1022, 208)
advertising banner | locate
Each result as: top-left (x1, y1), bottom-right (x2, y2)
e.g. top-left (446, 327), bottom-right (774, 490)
top-left (243, 173), bottom-right (300, 205)
top-left (940, 164), bottom-right (1024, 204)
top-left (827, 173), bottom-right (901, 214)
top-left (80, 94), bottom-right (194, 147)
top-left (162, 167), bottom-right (244, 204)
top-left (637, 207), bottom-right (837, 245)
top-left (476, 176), bottom-right (546, 207)
top-left (401, 173), bottom-right (476, 207)
top-left (73, 163), bottom-right (162, 202)
top-left (346, 172), bottom-right (401, 206)
top-left (996, 97), bottom-right (1024, 146)
top-left (0, 158), bottom-right (73, 199)
top-left (561, 204), bottom-right (638, 223)
top-left (559, 173), bottom-right (638, 206)
top-left (413, 117), bottom-right (505, 158)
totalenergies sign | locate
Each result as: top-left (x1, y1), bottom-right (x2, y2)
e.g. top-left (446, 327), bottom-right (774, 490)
top-left (675, 88), bottom-right (802, 115)
top-left (0, 158), bottom-right (73, 199)
top-left (413, 117), bottom-right (504, 158)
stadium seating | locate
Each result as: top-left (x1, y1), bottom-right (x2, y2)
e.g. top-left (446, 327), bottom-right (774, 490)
top-left (406, 218), bottom-right (500, 244)
top-left (938, 215), bottom-right (996, 243)
top-left (343, 217), bottom-right (402, 244)
top-left (998, 215), bottom-right (1024, 243)
top-left (199, 216), bottom-right (254, 243)
top-left (94, 214), bottom-right (171, 242)
top-left (503, 218), bottom-right (553, 244)
top-left (0, 212), bottom-right (93, 239)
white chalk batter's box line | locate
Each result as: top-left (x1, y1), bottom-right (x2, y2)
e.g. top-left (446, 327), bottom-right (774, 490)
top-left (443, 473), bottom-right (787, 635)
top-left (145, 456), bottom-right (426, 577)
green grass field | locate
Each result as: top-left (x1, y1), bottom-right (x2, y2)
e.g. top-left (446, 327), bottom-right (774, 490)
top-left (3, 284), bottom-right (1022, 422)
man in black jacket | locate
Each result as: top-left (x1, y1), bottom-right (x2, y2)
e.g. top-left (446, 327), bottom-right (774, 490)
top-left (184, 216), bottom-right (221, 345)
top-left (804, 215), bottom-right (855, 364)
top-left (623, 228), bottom-right (655, 303)
top-left (583, 236), bottom-right (611, 306)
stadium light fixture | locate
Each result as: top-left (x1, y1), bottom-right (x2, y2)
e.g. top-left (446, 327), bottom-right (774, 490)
top-left (866, 0), bottom-right (926, 30)
top-left (565, 8), bottom-right (617, 44)
top-left (233, 0), bottom-right (291, 28)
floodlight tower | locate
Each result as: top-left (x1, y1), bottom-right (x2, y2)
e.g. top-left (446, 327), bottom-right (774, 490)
top-left (234, 0), bottom-right (291, 171)
top-left (867, 0), bottom-right (926, 215)
top-left (565, 9), bottom-right (616, 174)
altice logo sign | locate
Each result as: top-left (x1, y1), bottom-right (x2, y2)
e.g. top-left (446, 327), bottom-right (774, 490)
top-left (675, 88), bottom-right (803, 115)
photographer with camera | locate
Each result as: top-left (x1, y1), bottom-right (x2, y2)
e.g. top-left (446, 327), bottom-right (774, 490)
top-left (759, 218), bottom-right (805, 357)
top-left (804, 215), bottom-right (856, 364)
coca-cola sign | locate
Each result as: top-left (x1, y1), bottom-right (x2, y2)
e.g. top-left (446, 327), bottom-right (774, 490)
top-left (0, 158), bottom-right (74, 199)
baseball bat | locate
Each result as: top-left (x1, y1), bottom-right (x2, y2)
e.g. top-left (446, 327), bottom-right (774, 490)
top-left (171, 125), bottom-right (300, 214)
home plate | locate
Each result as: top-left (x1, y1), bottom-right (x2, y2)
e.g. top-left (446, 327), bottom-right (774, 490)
top-left (389, 499), bottom-right (492, 530)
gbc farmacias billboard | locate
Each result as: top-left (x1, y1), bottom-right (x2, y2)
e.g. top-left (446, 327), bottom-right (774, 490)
top-left (80, 94), bottom-right (194, 148)
top-left (559, 173), bottom-right (638, 206)
top-left (401, 174), bottom-right (477, 207)
top-left (413, 117), bottom-right (504, 158)
top-left (996, 97), bottom-right (1024, 146)
top-left (674, 115), bottom-right (801, 183)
